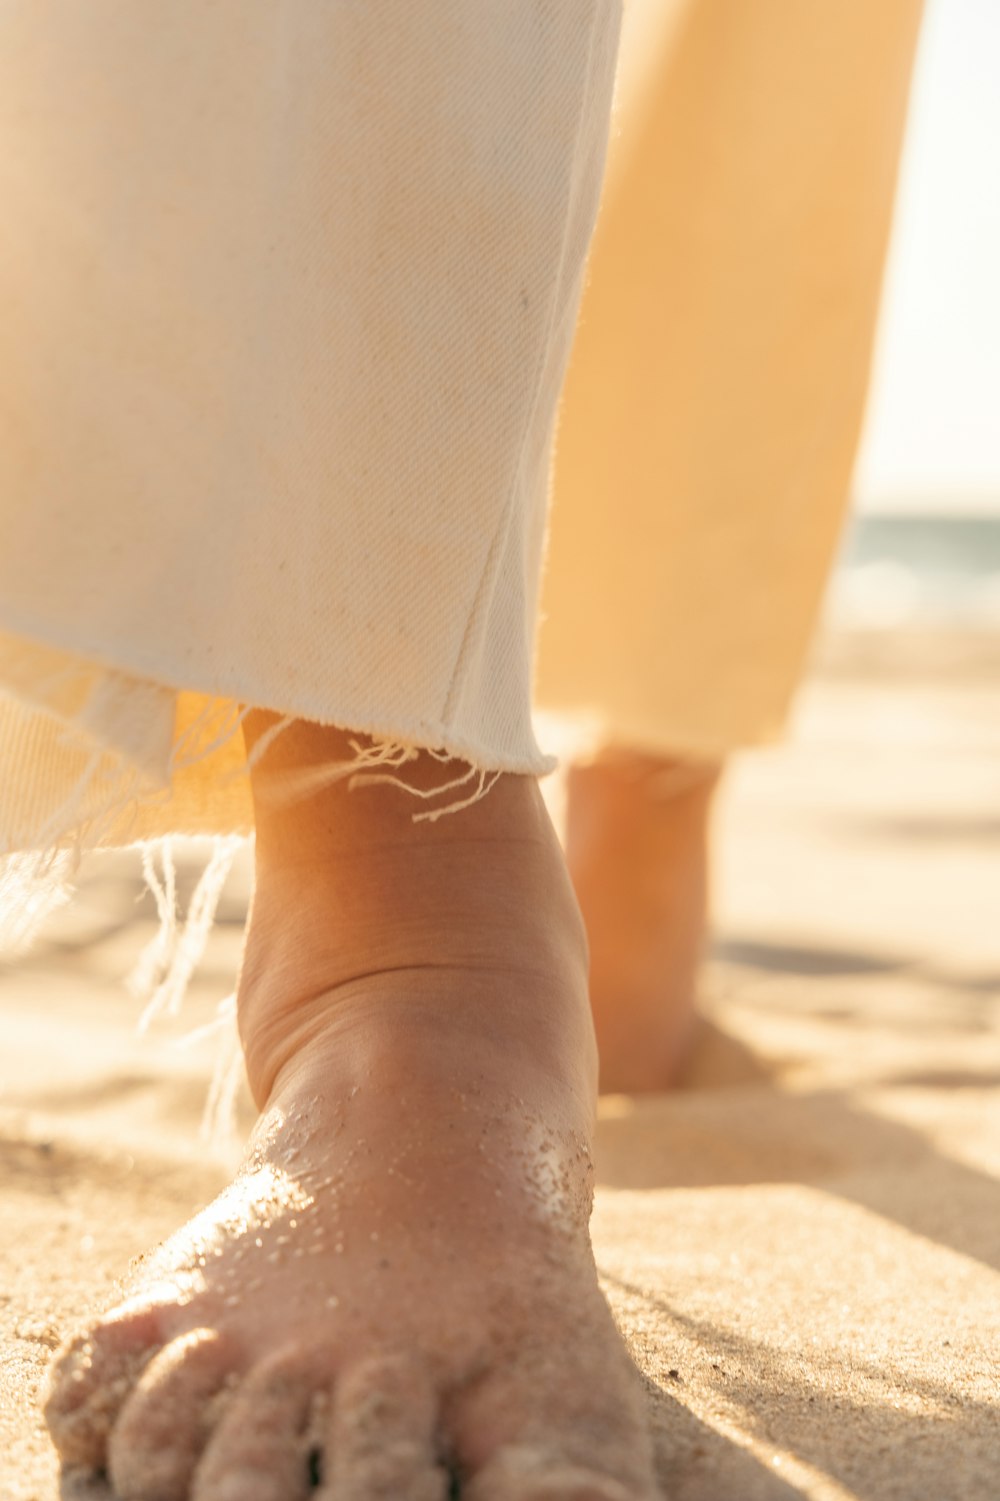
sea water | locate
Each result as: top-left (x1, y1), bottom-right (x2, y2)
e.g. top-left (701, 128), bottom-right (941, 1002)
top-left (827, 512), bottom-right (1000, 629)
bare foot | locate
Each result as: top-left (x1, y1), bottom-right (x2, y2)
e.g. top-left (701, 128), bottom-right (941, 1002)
top-left (44, 723), bottom-right (657, 1500)
top-left (565, 749), bottom-right (721, 1094)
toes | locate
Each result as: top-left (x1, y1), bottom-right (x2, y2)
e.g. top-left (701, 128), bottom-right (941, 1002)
top-left (192, 1346), bottom-right (327, 1501)
top-left (43, 1306), bottom-right (164, 1471)
top-left (449, 1337), bottom-right (657, 1501)
top-left (107, 1328), bottom-right (240, 1501)
top-left (321, 1352), bottom-right (447, 1501)
top-left (465, 1446), bottom-right (647, 1501)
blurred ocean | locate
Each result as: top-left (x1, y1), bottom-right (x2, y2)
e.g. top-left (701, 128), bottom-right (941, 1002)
top-left (828, 512), bottom-right (1000, 629)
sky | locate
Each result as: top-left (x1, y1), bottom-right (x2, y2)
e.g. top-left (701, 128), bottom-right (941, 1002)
top-left (853, 0), bottom-right (1000, 513)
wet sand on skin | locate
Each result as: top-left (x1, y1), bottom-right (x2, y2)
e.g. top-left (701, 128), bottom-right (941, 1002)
top-left (1, 631), bottom-right (998, 1501)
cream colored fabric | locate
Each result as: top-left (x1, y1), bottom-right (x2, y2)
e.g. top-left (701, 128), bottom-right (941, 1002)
top-left (0, 1), bottom-right (621, 852)
top-left (537, 0), bottom-right (925, 760)
top-left (0, 0), bottom-right (923, 861)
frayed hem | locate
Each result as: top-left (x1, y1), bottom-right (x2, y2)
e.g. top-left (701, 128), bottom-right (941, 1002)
top-left (259, 731), bottom-right (510, 823)
top-left (0, 677), bottom-right (544, 1158)
top-left (0, 694), bottom-right (522, 1001)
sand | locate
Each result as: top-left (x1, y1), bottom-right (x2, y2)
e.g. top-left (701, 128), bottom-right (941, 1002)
top-left (1, 632), bottom-right (998, 1501)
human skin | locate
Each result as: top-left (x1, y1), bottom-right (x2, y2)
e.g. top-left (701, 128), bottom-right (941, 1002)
top-left (43, 718), bottom-right (658, 1501)
top-left (566, 751), bottom-right (721, 1094)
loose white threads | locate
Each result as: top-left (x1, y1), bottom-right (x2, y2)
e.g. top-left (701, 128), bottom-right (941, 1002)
top-left (130, 836), bottom-right (241, 1033)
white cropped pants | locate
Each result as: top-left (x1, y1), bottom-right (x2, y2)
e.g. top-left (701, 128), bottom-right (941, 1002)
top-left (0, 0), bottom-right (922, 858)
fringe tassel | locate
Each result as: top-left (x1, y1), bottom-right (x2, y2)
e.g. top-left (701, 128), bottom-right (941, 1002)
top-left (26, 747), bottom-right (145, 872)
top-left (413, 767), bottom-right (504, 823)
top-left (166, 700), bottom-right (252, 778)
top-left (0, 849), bottom-right (73, 956)
top-left (129, 835), bottom-right (241, 1033)
top-left (268, 735), bottom-right (505, 822)
top-left (242, 712), bottom-right (296, 772)
top-left (265, 737), bottom-right (420, 806)
top-left (127, 840), bottom-right (179, 1005)
top-left (127, 838), bottom-right (245, 1163)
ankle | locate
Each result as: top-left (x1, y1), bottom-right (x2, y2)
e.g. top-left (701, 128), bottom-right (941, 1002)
top-left (236, 718), bottom-right (594, 1111)
top-left (566, 746), bottom-right (722, 1094)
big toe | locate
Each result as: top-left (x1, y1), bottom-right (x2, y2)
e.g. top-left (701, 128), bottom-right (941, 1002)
top-left (44, 1304), bottom-right (164, 1471)
top-left (108, 1327), bottom-right (241, 1501)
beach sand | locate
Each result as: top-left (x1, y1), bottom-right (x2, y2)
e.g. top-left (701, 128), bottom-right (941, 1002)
top-left (1, 632), bottom-right (998, 1500)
